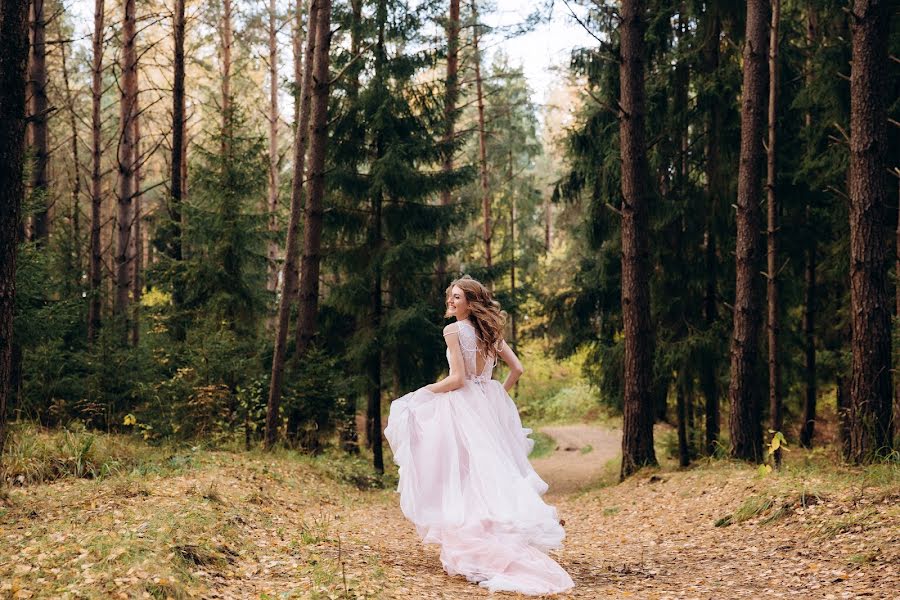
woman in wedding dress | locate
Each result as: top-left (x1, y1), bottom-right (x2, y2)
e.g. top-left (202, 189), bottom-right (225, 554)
top-left (384, 275), bottom-right (575, 595)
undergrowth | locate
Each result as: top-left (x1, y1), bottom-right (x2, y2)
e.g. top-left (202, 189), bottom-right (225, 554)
top-left (2, 422), bottom-right (174, 485)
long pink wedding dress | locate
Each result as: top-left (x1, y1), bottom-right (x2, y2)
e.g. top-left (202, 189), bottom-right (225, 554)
top-left (384, 318), bottom-right (575, 595)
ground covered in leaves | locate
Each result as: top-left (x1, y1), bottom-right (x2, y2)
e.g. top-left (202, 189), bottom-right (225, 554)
top-left (1, 425), bottom-right (897, 599)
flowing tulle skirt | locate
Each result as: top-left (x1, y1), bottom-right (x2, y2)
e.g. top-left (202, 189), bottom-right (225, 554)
top-left (384, 379), bottom-right (575, 595)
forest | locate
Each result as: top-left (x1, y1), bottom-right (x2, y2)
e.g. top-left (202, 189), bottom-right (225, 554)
top-left (0, 0), bottom-right (898, 598)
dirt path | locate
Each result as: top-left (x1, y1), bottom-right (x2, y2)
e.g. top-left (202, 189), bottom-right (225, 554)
top-left (2, 426), bottom-right (897, 599)
top-left (530, 424), bottom-right (621, 495)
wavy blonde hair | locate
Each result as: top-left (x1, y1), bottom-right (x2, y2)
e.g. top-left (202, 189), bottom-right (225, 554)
top-left (445, 275), bottom-right (506, 356)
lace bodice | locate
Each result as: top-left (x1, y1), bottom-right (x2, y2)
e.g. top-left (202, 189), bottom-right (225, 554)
top-left (445, 319), bottom-right (498, 384)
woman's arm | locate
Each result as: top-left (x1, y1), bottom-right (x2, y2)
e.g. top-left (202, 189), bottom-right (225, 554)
top-left (425, 324), bottom-right (466, 393)
top-left (497, 339), bottom-right (524, 392)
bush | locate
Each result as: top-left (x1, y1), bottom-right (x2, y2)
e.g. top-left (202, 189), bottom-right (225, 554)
top-left (502, 340), bottom-right (607, 424)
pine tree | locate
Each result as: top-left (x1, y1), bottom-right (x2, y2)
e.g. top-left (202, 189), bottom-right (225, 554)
top-left (618, 0), bottom-right (658, 479)
top-left (181, 105), bottom-right (268, 339)
top-left (847, 0), bottom-right (892, 462)
top-left (0, 0), bottom-right (31, 475)
top-left (326, 0), bottom-right (471, 472)
top-left (728, 0), bottom-right (768, 463)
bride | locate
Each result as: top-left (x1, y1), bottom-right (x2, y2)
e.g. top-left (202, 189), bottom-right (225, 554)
top-left (384, 275), bottom-right (575, 595)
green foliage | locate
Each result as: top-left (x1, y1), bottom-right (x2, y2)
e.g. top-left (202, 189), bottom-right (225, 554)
top-left (2, 422), bottom-right (169, 485)
top-left (510, 341), bottom-right (608, 424)
top-left (528, 430), bottom-right (556, 459)
top-left (178, 104), bottom-right (269, 336)
top-left (282, 346), bottom-right (350, 452)
top-left (714, 495), bottom-right (775, 527)
top-left (323, 0), bottom-right (473, 401)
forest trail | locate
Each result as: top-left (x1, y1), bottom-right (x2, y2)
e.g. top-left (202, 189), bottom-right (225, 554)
top-left (530, 424), bottom-right (621, 496)
top-left (2, 424), bottom-right (897, 599)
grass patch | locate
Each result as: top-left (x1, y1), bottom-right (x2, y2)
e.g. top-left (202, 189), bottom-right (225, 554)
top-left (529, 431), bottom-right (556, 459)
top-left (2, 422), bottom-right (175, 485)
top-left (715, 495), bottom-right (774, 527)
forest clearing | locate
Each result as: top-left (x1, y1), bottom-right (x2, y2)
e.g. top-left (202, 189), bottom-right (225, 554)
top-left (1, 415), bottom-right (898, 599)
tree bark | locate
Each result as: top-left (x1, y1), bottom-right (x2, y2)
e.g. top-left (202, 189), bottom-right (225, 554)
top-left (676, 378), bottom-right (689, 467)
top-left (618, 0), bottom-right (657, 480)
top-left (896, 183), bottom-right (900, 443)
top-left (367, 0), bottom-right (389, 474)
top-left (265, 0), bottom-right (321, 450)
top-left (800, 215), bottom-right (817, 447)
top-left (293, 0), bottom-right (332, 357)
top-left (848, 0), bottom-right (892, 462)
top-left (60, 28), bottom-right (83, 283)
top-left (28, 0), bottom-right (50, 243)
top-left (292, 0), bottom-right (304, 129)
top-left (471, 0), bottom-right (491, 284)
top-left (115, 0), bottom-right (137, 340)
top-left (799, 4), bottom-right (818, 450)
top-left (88, 0), bottom-right (105, 344)
top-left (288, 0), bottom-right (333, 441)
top-left (131, 90), bottom-right (142, 347)
top-left (267, 0), bottom-right (280, 297)
top-left (437, 0), bottom-right (460, 286)
top-left (701, 6), bottom-right (721, 456)
top-left (728, 0), bottom-right (768, 463)
top-left (335, 0), bottom-right (363, 454)
top-left (222, 0), bottom-right (233, 142)
top-left (766, 0), bottom-right (782, 467)
top-left (0, 0), bottom-right (31, 479)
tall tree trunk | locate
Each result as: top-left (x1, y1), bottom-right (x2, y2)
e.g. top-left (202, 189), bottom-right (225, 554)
top-left (801, 213), bottom-right (817, 447)
top-left (367, 0), bottom-right (388, 474)
top-left (676, 377), bottom-right (689, 467)
top-left (618, 0), bottom-right (657, 480)
top-left (131, 91), bottom-right (142, 347)
top-left (60, 30), bottom-right (83, 283)
top-left (437, 0), bottom-right (460, 286)
top-left (728, 0), bottom-right (768, 463)
top-left (848, 0), bottom-right (892, 462)
top-left (168, 0), bottom-right (185, 341)
top-left (471, 0), bottom-right (491, 284)
top-left (336, 0), bottom-right (363, 454)
top-left (0, 0), bottom-right (30, 480)
top-left (288, 0), bottom-right (334, 439)
top-left (88, 0), bottom-right (105, 344)
top-left (292, 0), bottom-right (304, 129)
top-left (799, 5), bottom-right (818, 450)
top-left (265, 0), bottom-right (321, 450)
top-left (115, 0), bottom-right (137, 341)
top-left (221, 0), bottom-right (233, 150)
top-left (28, 0), bottom-right (50, 243)
top-left (766, 0), bottom-right (782, 467)
top-left (895, 183), bottom-right (900, 443)
top-left (701, 7), bottom-right (721, 456)
top-left (293, 0), bottom-right (332, 357)
top-left (267, 0), bottom-right (280, 297)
